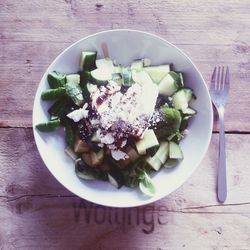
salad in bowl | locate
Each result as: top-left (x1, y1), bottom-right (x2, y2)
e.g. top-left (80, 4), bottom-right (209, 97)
top-left (33, 30), bottom-right (212, 207)
top-left (35, 51), bottom-right (196, 196)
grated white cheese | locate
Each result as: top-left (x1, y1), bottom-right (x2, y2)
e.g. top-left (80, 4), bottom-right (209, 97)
top-left (111, 150), bottom-right (129, 161)
top-left (66, 103), bottom-right (89, 122)
top-left (100, 133), bottom-right (115, 144)
top-left (90, 81), bottom-right (158, 135)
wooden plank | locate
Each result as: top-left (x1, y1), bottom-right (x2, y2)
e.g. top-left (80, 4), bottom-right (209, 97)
top-left (0, 128), bottom-right (250, 249)
top-left (0, 0), bottom-right (250, 45)
top-left (0, 0), bottom-right (250, 130)
top-left (0, 40), bottom-right (250, 130)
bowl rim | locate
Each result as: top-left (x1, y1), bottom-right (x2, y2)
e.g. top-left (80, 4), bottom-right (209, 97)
top-left (33, 29), bottom-right (213, 207)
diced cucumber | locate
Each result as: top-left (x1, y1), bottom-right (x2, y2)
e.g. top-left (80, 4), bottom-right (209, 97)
top-left (155, 141), bottom-right (169, 164)
top-left (158, 71), bottom-right (181, 96)
top-left (80, 51), bottom-right (97, 71)
top-left (131, 60), bottom-right (143, 71)
top-left (135, 129), bottom-right (159, 155)
top-left (91, 68), bottom-right (112, 84)
top-left (164, 159), bottom-right (178, 168)
top-left (112, 73), bottom-right (123, 85)
top-left (147, 145), bottom-right (160, 157)
top-left (35, 119), bottom-right (61, 132)
top-left (144, 65), bottom-right (170, 84)
top-left (169, 141), bottom-right (183, 159)
top-left (96, 58), bottom-right (115, 73)
top-left (146, 155), bottom-right (162, 171)
top-left (172, 88), bottom-right (193, 112)
top-left (65, 82), bottom-right (84, 106)
top-left (66, 74), bottom-right (80, 84)
top-left (142, 58), bottom-right (151, 67)
top-left (64, 119), bottom-right (76, 148)
top-left (41, 87), bottom-right (66, 100)
top-left (132, 70), bottom-right (154, 86)
top-left (145, 141), bottom-right (168, 171)
top-left (114, 65), bottom-right (122, 74)
top-left (47, 71), bottom-right (66, 89)
top-left (48, 97), bottom-right (71, 117)
top-left (183, 88), bottom-right (193, 102)
top-left (121, 67), bottom-right (133, 86)
top-left (182, 107), bottom-right (196, 115)
top-left (74, 138), bottom-right (90, 153)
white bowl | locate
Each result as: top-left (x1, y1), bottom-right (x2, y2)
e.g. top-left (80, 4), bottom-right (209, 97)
top-left (33, 29), bottom-right (213, 207)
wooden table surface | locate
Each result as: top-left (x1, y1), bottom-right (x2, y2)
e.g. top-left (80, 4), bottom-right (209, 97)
top-left (1, 0), bottom-right (250, 249)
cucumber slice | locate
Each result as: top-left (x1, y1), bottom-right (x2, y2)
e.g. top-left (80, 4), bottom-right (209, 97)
top-left (112, 73), bottom-right (123, 85)
top-left (169, 141), bottom-right (183, 159)
top-left (164, 159), bottom-right (178, 168)
top-left (172, 88), bottom-right (193, 112)
top-left (182, 107), bottom-right (196, 115)
top-left (66, 74), bottom-right (80, 84)
top-left (155, 141), bottom-right (169, 164)
top-left (96, 58), bottom-right (115, 72)
top-left (132, 70), bottom-right (154, 86)
top-left (91, 68), bottom-right (112, 84)
top-left (41, 87), bottom-right (66, 100)
top-left (80, 51), bottom-right (97, 71)
top-left (65, 82), bottom-right (84, 106)
top-left (183, 88), bottom-right (193, 102)
top-left (158, 72), bottom-right (180, 96)
top-left (114, 65), bottom-right (122, 74)
top-left (121, 67), bottom-right (133, 86)
top-left (131, 60), bottom-right (143, 71)
top-left (35, 119), bottom-right (61, 132)
top-left (142, 58), bottom-right (151, 67)
top-left (144, 65), bottom-right (170, 84)
top-left (135, 129), bottom-right (159, 155)
top-left (47, 71), bottom-right (66, 89)
top-left (146, 155), bottom-right (162, 171)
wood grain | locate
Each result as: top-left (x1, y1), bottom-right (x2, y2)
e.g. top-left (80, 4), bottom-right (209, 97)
top-left (0, 128), bottom-right (250, 249)
top-left (1, 0), bottom-right (250, 249)
top-left (0, 0), bottom-right (250, 130)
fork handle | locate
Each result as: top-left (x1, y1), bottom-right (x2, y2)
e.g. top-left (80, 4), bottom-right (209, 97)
top-left (217, 107), bottom-right (227, 203)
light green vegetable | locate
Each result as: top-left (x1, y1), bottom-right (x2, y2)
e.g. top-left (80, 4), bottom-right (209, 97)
top-left (47, 71), bottom-right (66, 89)
top-left (41, 87), bottom-right (66, 100)
top-left (65, 82), bottom-right (84, 106)
top-left (139, 171), bottom-right (156, 197)
top-left (155, 107), bottom-right (182, 139)
top-left (38, 53), bottom-right (197, 197)
top-left (36, 119), bottom-right (60, 132)
top-left (80, 51), bottom-right (97, 71)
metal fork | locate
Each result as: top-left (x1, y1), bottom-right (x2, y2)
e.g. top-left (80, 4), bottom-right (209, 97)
top-left (210, 66), bottom-right (230, 203)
